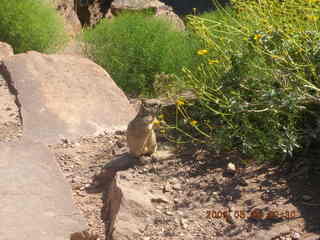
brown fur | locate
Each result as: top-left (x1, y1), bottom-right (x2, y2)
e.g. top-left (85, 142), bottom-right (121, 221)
top-left (127, 99), bottom-right (161, 157)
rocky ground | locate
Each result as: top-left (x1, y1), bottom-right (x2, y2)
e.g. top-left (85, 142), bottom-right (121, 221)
top-left (1, 54), bottom-right (320, 240)
top-left (47, 131), bottom-right (320, 240)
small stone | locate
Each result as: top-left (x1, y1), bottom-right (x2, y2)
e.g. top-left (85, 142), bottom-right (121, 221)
top-left (163, 183), bottom-right (171, 193)
top-left (302, 195), bottom-right (312, 201)
top-left (151, 196), bottom-right (169, 204)
top-left (73, 183), bottom-right (82, 190)
top-left (225, 213), bottom-right (235, 224)
top-left (116, 140), bottom-right (125, 148)
top-left (249, 208), bottom-right (264, 220)
top-left (291, 232), bottom-right (301, 240)
top-left (61, 138), bottom-right (69, 144)
top-left (115, 130), bottom-right (125, 135)
top-left (199, 191), bottom-right (207, 196)
top-left (165, 211), bottom-right (173, 216)
top-left (172, 183), bottom-right (181, 191)
top-left (180, 218), bottom-right (187, 229)
top-left (176, 211), bottom-right (183, 216)
top-left (72, 176), bottom-right (83, 183)
top-left (76, 191), bottom-right (86, 197)
top-left (227, 162), bottom-right (236, 173)
top-left (238, 177), bottom-right (248, 187)
top-left (226, 195), bottom-right (233, 201)
top-left (152, 150), bottom-right (174, 161)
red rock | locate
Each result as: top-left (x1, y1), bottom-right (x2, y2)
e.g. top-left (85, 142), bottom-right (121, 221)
top-left (0, 139), bottom-right (88, 239)
top-left (0, 51), bottom-right (136, 144)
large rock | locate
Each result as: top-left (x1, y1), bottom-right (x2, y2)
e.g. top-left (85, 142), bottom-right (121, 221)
top-left (0, 42), bottom-right (14, 61)
top-left (101, 170), bottom-right (123, 240)
top-left (112, 179), bottom-right (156, 240)
top-left (155, 5), bottom-right (186, 31)
top-left (111, 0), bottom-right (185, 31)
top-left (0, 138), bottom-right (88, 239)
top-left (51, 0), bottom-right (82, 36)
top-left (0, 51), bottom-right (136, 144)
top-left (102, 171), bottom-right (162, 240)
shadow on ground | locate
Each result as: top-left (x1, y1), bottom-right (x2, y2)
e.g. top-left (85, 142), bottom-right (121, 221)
top-left (159, 0), bottom-right (230, 15)
top-left (152, 141), bottom-right (320, 239)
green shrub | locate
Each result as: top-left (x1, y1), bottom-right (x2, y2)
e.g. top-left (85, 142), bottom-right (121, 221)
top-left (167, 0), bottom-right (320, 162)
top-left (82, 12), bottom-right (201, 96)
top-left (0, 0), bottom-right (67, 53)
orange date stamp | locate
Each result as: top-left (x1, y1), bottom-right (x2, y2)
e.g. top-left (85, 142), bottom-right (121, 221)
top-left (206, 209), bottom-right (297, 220)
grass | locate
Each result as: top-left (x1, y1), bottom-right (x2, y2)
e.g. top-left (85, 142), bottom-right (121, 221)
top-left (82, 11), bottom-right (201, 97)
top-left (0, 0), bottom-right (67, 53)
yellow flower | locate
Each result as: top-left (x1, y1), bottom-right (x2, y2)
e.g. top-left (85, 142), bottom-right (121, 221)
top-left (307, 15), bottom-right (319, 22)
top-left (190, 120), bottom-right (198, 126)
top-left (208, 59), bottom-right (219, 65)
top-left (176, 99), bottom-right (185, 106)
top-left (153, 119), bottom-right (161, 125)
top-left (158, 114), bottom-right (164, 119)
top-left (254, 34), bottom-right (262, 41)
top-left (197, 49), bottom-right (208, 56)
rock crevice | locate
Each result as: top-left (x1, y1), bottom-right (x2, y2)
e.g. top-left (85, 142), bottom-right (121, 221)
top-left (0, 63), bottom-right (24, 127)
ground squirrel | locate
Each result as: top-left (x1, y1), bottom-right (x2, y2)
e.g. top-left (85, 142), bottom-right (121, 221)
top-left (127, 99), bottom-right (161, 157)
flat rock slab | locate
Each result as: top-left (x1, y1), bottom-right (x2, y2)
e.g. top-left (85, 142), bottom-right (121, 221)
top-left (0, 139), bottom-right (88, 239)
top-left (0, 51), bottom-right (135, 144)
